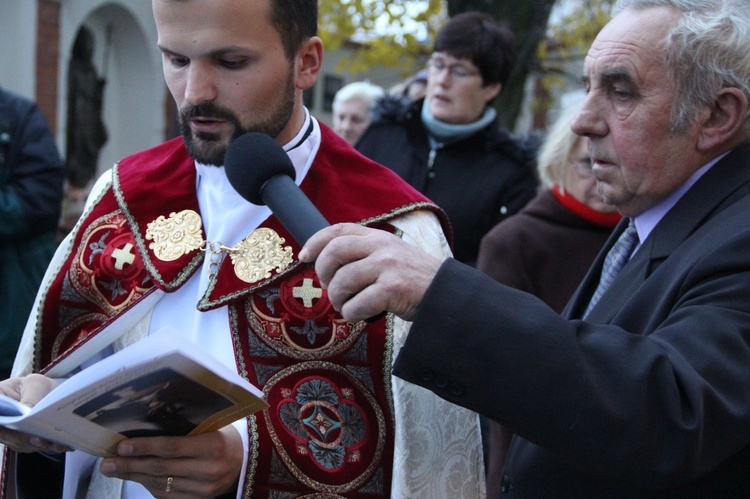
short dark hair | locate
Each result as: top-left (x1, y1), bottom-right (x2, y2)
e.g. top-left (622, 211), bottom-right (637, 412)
top-left (269, 0), bottom-right (318, 60)
top-left (433, 11), bottom-right (517, 88)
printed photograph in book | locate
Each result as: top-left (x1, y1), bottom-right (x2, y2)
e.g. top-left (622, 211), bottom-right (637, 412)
top-left (74, 368), bottom-right (235, 437)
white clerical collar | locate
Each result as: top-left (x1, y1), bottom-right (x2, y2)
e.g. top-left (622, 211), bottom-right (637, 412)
top-left (281, 107), bottom-right (320, 186)
top-left (193, 109), bottom-right (321, 248)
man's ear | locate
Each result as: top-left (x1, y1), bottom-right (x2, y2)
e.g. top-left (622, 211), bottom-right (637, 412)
top-left (296, 36), bottom-right (323, 91)
top-left (697, 87), bottom-right (748, 151)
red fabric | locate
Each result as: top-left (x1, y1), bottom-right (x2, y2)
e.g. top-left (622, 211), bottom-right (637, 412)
top-left (553, 185), bottom-right (621, 228)
top-left (30, 124), bottom-right (447, 496)
top-left (36, 126), bottom-right (449, 371)
top-left (232, 263), bottom-right (395, 496)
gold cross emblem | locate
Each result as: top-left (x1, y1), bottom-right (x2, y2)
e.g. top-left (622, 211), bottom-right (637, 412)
top-left (112, 243), bottom-right (136, 270)
top-left (293, 278), bottom-right (322, 308)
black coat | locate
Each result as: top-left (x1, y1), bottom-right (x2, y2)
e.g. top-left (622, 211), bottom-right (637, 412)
top-left (356, 97), bottom-right (538, 266)
top-left (394, 144), bottom-right (750, 497)
top-left (0, 86), bottom-right (64, 373)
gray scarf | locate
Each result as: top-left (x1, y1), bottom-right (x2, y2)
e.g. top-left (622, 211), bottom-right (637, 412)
top-left (421, 97), bottom-right (497, 148)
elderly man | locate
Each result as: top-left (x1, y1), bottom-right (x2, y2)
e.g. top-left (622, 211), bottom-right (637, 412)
top-left (302, 0), bottom-right (750, 496)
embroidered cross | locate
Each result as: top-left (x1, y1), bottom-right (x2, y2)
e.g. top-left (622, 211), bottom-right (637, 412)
top-left (112, 243), bottom-right (136, 270)
top-left (293, 278), bottom-right (322, 308)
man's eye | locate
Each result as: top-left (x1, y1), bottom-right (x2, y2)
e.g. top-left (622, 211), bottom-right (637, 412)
top-left (219, 59), bottom-right (247, 69)
top-left (612, 87), bottom-right (632, 100)
top-left (168, 56), bottom-right (189, 67)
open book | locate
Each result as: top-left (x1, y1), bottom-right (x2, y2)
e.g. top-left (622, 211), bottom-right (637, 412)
top-left (0, 328), bottom-right (268, 457)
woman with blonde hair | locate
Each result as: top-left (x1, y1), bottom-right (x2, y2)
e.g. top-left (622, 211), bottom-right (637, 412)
top-left (477, 93), bottom-right (621, 496)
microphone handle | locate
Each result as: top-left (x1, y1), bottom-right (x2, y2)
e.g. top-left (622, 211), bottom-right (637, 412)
top-left (261, 174), bottom-right (330, 246)
top-left (261, 175), bottom-right (385, 323)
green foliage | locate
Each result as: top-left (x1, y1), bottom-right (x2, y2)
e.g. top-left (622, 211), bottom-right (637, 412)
top-left (319, 0), bottom-right (444, 76)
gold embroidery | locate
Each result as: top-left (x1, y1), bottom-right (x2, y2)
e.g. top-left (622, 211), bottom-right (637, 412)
top-left (229, 228), bottom-right (293, 284)
top-left (146, 210), bottom-right (204, 262)
top-left (146, 210), bottom-right (293, 283)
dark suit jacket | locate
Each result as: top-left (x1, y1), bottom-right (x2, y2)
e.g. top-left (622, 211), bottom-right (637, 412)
top-left (393, 144), bottom-right (750, 497)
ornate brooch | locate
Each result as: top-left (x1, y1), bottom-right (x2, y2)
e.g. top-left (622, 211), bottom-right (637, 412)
top-left (145, 209), bottom-right (293, 283)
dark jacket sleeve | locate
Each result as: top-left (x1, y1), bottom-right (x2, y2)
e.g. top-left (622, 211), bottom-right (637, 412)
top-left (394, 224), bottom-right (750, 489)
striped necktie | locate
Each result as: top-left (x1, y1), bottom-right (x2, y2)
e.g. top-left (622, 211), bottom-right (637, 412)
top-left (584, 221), bottom-right (638, 318)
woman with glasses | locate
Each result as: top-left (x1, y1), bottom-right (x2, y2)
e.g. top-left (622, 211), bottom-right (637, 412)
top-left (357, 11), bottom-right (538, 267)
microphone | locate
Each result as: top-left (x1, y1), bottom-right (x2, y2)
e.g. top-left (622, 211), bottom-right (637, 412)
top-left (224, 131), bottom-right (386, 323)
top-left (224, 132), bottom-right (329, 246)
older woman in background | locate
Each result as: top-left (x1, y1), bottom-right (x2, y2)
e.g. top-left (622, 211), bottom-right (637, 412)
top-left (331, 81), bottom-right (384, 146)
top-left (477, 94), bottom-right (620, 496)
top-left (478, 94), bottom-right (620, 311)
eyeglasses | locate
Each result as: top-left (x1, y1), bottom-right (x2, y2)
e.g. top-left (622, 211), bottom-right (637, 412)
top-left (426, 57), bottom-right (480, 80)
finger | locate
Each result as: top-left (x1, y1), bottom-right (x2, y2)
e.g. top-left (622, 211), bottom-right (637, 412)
top-left (101, 455), bottom-right (225, 498)
top-left (314, 228), bottom-right (400, 290)
top-left (337, 243), bottom-right (442, 321)
top-left (339, 281), bottom-right (390, 322)
top-left (116, 435), bottom-right (184, 458)
top-left (116, 470), bottom-right (211, 499)
top-left (298, 223), bottom-right (371, 263)
top-left (0, 426), bottom-right (69, 454)
top-left (324, 256), bottom-right (381, 317)
top-left (313, 236), bottom-right (376, 289)
top-left (0, 378), bottom-right (23, 398)
top-left (29, 436), bottom-right (73, 454)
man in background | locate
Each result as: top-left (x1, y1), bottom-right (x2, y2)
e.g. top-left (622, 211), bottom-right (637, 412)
top-left (0, 86), bottom-right (64, 381)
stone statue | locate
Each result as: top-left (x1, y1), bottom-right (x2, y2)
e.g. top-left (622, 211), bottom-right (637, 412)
top-left (66, 26), bottom-right (108, 188)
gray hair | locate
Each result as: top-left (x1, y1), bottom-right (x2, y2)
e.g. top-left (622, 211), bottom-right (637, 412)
top-left (332, 81), bottom-right (385, 114)
top-left (613, 0), bottom-right (750, 135)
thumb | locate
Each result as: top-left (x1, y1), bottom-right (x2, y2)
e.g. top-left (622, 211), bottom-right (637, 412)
top-left (18, 374), bottom-right (59, 408)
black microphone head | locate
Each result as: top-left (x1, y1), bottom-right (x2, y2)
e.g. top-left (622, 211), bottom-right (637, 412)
top-left (224, 132), bottom-right (295, 205)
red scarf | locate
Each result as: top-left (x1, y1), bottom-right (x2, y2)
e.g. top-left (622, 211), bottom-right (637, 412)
top-left (553, 185), bottom-right (621, 228)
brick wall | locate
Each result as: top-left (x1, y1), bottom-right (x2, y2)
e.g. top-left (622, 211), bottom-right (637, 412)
top-left (36, 0), bottom-right (61, 133)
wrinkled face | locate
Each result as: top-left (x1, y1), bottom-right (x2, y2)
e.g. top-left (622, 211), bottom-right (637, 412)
top-left (563, 138), bottom-right (617, 214)
top-left (333, 99), bottom-right (371, 145)
top-left (571, 6), bottom-right (705, 217)
top-left (426, 52), bottom-right (501, 124)
top-left (153, 0), bottom-right (300, 165)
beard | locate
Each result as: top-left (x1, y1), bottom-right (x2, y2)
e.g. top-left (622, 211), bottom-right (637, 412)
top-left (178, 71), bottom-right (296, 166)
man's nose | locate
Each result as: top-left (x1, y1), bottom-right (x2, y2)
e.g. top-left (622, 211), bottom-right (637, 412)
top-left (184, 64), bottom-right (218, 105)
top-left (571, 98), bottom-right (607, 138)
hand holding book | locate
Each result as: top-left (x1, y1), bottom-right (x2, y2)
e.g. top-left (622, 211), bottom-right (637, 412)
top-left (0, 328), bottom-right (268, 457)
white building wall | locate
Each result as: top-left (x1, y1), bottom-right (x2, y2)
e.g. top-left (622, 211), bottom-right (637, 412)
top-left (1, 0), bottom-right (407, 176)
top-left (60, 0), bottom-right (164, 176)
top-left (0, 1), bottom-right (38, 98)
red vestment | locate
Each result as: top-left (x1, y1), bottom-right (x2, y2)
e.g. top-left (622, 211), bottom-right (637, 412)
top-left (7, 125), bottom-right (451, 497)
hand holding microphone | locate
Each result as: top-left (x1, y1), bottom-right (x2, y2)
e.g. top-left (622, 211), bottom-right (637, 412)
top-left (223, 132), bottom-right (391, 322)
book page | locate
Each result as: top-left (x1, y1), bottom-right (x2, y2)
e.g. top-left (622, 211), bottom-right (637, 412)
top-left (0, 328), bottom-right (268, 457)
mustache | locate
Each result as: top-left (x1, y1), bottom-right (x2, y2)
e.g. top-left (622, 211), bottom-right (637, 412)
top-left (180, 103), bottom-right (239, 123)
